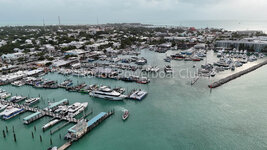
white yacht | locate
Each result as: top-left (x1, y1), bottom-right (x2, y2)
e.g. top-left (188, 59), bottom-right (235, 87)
top-left (10, 96), bottom-right (27, 103)
top-left (25, 97), bottom-right (40, 106)
top-left (67, 102), bottom-right (88, 117)
top-left (89, 86), bottom-right (127, 101)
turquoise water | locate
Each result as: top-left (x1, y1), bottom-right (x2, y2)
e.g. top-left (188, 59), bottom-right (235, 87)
top-left (1, 50), bottom-right (267, 150)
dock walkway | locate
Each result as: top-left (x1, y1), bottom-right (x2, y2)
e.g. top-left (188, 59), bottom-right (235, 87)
top-left (209, 60), bottom-right (267, 88)
top-left (58, 142), bottom-right (71, 150)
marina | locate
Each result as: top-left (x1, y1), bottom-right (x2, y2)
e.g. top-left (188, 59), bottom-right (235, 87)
top-left (0, 22), bottom-right (267, 150)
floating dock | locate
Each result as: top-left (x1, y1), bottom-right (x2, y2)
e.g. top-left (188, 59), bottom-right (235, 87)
top-left (209, 60), bottom-right (267, 88)
top-left (23, 111), bottom-right (45, 124)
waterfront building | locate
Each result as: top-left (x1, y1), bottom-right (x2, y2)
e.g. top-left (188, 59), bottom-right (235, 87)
top-left (216, 40), bottom-right (267, 51)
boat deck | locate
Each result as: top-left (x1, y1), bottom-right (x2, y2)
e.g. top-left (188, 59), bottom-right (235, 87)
top-left (128, 90), bottom-right (147, 100)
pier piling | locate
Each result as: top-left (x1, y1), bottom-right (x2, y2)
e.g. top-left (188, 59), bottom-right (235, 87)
top-left (40, 135), bottom-right (42, 142)
top-left (13, 133), bottom-right (17, 142)
top-left (5, 126), bottom-right (8, 133)
top-left (3, 130), bottom-right (6, 138)
top-left (32, 132), bottom-right (34, 139)
top-left (50, 138), bottom-right (53, 145)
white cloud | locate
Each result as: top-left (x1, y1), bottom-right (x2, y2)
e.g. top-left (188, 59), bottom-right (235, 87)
top-left (0, 0), bottom-right (267, 25)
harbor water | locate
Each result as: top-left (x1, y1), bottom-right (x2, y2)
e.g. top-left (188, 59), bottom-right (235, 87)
top-left (1, 50), bottom-right (267, 150)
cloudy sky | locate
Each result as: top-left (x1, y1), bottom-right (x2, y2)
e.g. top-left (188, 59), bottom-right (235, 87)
top-left (0, 0), bottom-right (267, 25)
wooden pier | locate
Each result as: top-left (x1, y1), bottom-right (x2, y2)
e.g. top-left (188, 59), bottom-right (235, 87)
top-left (209, 60), bottom-right (267, 88)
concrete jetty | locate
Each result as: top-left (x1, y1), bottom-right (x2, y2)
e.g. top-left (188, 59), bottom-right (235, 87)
top-left (209, 60), bottom-right (267, 88)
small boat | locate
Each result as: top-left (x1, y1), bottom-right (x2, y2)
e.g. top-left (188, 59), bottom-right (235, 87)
top-left (164, 65), bottom-right (173, 74)
top-left (164, 57), bottom-right (171, 62)
top-left (0, 104), bottom-right (7, 112)
top-left (210, 71), bottom-right (216, 77)
top-left (122, 110), bottom-right (129, 121)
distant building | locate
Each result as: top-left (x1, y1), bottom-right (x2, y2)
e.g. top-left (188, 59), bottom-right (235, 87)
top-left (64, 49), bottom-right (86, 56)
top-left (236, 30), bottom-right (263, 36)
top-left (216, 40), bottom-right (267, 51)
top-left (1, 52), bottom-right (26, 63)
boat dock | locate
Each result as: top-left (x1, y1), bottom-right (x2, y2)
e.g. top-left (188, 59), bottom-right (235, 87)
top-left (0, 99), bottom-right (79, 123)
top-left (58, 110), bottom-right (114, 150)
top-left (50, 110), bottom-right (93, 135)
top-left (209, 60), bottom-right (267, 88)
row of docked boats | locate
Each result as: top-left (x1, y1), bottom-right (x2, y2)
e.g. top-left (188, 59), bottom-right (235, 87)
top-left (53, 67), bottom-right (151, 84)
top-left (118, 75), bottom-right (150, 84)
top-left (141, 66), bottom-right (160, 73)
top-left (198, 51), bottom-right (265, 77)
top-left (12, 76), bottom-right (148, 101)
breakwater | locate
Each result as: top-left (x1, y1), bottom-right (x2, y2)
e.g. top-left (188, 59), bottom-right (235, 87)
top-left (209, 60), bottom-right (267, 88)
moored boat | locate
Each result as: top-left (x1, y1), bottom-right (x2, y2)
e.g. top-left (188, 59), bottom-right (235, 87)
top-left (89, 86), bottom-right (127, 101)
top-left (25, 97), bottom-right (40, 106)
top-left (10, 96), bottom-right (27, 103)
top-left (0, 106), bottom-right (24, 120)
